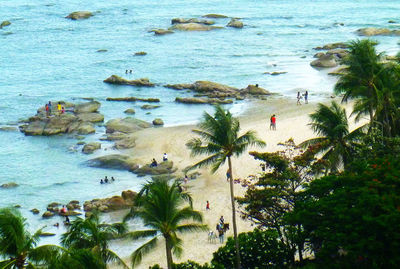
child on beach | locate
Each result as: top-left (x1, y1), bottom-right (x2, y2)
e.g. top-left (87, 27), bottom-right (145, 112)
top-left (206, 200), bottom-right (210, 210)
top-left (297, 92), bottom-right (302, 105)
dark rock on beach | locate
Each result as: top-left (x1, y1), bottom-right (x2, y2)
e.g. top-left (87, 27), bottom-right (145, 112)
top-left (240, 85), bottom-right (271, 95)
top-left (152, 118), bottom-right (164, 126)
top-left (104, 75), bottom-right (155, 87)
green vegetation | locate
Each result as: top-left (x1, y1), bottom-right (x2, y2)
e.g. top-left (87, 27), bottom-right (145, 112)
top-left (186, 105), bottom-right (265, 269)
top-left (124, 178), bottom-right (208, 269)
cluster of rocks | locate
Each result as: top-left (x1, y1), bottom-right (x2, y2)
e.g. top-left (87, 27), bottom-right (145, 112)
top-left (149, 14), bottom-right (243, 35)
top-left (19, 101), bottom-right (103, 136)
top-left (41, 201), bottom-right (82, 218)
top-left (165, 81), bottom-right (271, 104)
top-left (310, 42), bottom-right (350, 68)
top-left (104, 75), bottom-right (155, 87)
top-left (65, 11), bottom-right (93, 20)
top-left (83, 190), bottom-right (136, 213)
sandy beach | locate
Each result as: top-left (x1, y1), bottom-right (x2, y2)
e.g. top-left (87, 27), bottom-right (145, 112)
top-left (113, 96), bottom-right (363, 268)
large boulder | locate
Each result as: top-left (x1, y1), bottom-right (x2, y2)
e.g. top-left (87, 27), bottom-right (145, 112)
top-left (175, 97), bottom-right (233, 104)
top-left (43, 114), bottom-right (77, 135)
top-left (356, 27), bottom-right (400, 36)
top-left (74, 101), bottom-right (100, 113)
top-left (171, 18), bottom-right (215, 25)
top-left (193, 81), bottom-right (238, 93)
top-left (84, 190), bottom-right (136, 212)
top-left (121, 190), bottom-right (136, 201)
top-left (310, 54), bottom-right (338, 68)
top-left (104, 75), bottom-right (155, 87)
top-left (227, 19), bottom-right (243, 28)
top-left (76, 122), bottom-right (95, 135)
top-left (0, 21), bottom-right (11, 29)
top-left (82, 142), bottom-right (101, 154)
top-left (134, 160), bottom-right (177, 176)
top-left (240, 85), bottom-right (271, 95)
top-left (325, 49), bottom-right (349, 59)
top-left (202, 14), bottom-right (228, 18)
top-left (86, 154), bottom-right (139, 171)
top-left (66, 11), bottom-right (93, 20)
top-left (106, 117), bottom-right (151, 134)
top-left (0, 182), bottom-right (19, 189)
top-left (169, 23), bottom-right (222, 31)
top-left (77, 112), bottom-right (104, 122)
top-left (152, 118), bottom-right (164, 126)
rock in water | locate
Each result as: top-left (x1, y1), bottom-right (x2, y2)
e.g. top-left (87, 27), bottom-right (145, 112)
top-left (150, 29), bottom-right (174, 35)
top-left (86, 154), bottom-right (139, 171)
top-left (356, 27), bottom-right (400, 36)
top-left (74, 101), bottom-right (100, 113)
top-left (202, 14), bottom-right (228, 18)
top-left (124, 108), bottom-right (136, 114)
top-left (227, 19), bottom-right (243, 28)
top-left (0, 21), bottom-right (11, 29)
top-left (152, 118), bottom-right (164, 126)
top-left (310, 54), bottom-right (338, 68)
top-left (66, 11), bottom-right (93, 20)
top-left (106, 117), bottom-right (151, 134)
top-left (82, 142), bottom-right (101, 154)
top-left (169, 23), bottom-right (222, 31)
top-left (134, 51), bottom-right (147, 56)
top-left (134, 160), bottom-right (177, 176)
top-left (240, 85), bottom-right (271, 95)
top-left (103, 75), bottom-right (155, 87)
top-left (0, 182), bottom-right (19, 189)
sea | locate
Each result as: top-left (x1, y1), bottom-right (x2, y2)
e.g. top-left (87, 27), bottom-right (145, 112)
top-left (1, 0), bottom-right (400, 257)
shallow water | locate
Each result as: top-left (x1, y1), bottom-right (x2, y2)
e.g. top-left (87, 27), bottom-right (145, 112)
top-left (1, 0), bottom-right (400, 254)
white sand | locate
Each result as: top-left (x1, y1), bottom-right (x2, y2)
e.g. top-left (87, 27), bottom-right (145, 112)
top-left (112, 97), bottom-right (364, 268)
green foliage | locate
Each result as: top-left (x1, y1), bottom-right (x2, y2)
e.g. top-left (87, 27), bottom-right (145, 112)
top-left (125, 179), bottom-right (207, 268)
top-left (211, 229), bottom-right (292, 268)
top-left (290, 155), bottom-right (400, 268)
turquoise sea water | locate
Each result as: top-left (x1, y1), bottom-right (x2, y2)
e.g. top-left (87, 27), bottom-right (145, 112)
top-left (1, 0), bottom-right (400, 254)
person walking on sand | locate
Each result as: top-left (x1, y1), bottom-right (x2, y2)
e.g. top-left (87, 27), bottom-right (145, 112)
top-left (206, 200), bottom-right (210, 210)
top-left (163, 153), bottom-right (168, 161)
top-left (297, 92), bottom-right (302, 105)
top-left (270, 114), bottom-right (276, 130)
top-left (304, 90), bottom-right (308, 104)
top-left (226, 169), bottom-right (230, 182)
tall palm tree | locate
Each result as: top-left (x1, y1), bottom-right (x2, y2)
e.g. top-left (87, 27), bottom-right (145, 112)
top-left (334, 39), bottom-right (384, 124)
top-left (61, 211), bottom-right (129, 269)
top-left (0, 207), bottom-right (61, 269)
top-left (186, 105), bottom-right (266, 269)
top-left (124, 178), bottom-right (207, 269)
top-left (300, 101), bottom-right (365, 172)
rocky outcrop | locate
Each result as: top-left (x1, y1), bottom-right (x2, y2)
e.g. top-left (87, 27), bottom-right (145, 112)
top-left (0, 182), bottom-right (18, 189)
top-left (104, 75), bottom-right (155, 87)
top-left (124, 108), bottom-right (136, 114)
top-left (175, 97), bottom-right (233, 104)
top-left (66, 11), bottom-right (93, 20)
top-left (0, 21), bottom-right (11, 29)
top-left (169, 23), bottom-right (222, 31)
top-left (141, 104), bottom-right (160, 110)
top-left (202, 14), bottom-right (228, 18)
top-left (106, 97), bottom-right (160, 102)
top-left (114, 137), bottom-right (136, 149)
top-left (227, 19), bottom-right (243, 28)
top-left (314, 42), bottom-right (349, 50)
top-left (152, 118), bottom-right (164, 125)
top-left (134, 51), bottom-right (147, 56)
top-left (171, 18), bottom-right (215, 25)
top-left (83, 190), bottom-right (137, 212)
top-left (66, 200), bottom-right (81, 211)
top-left (310, 54), bottom-right (338, 68)
top-left (356, 27), bottom-right (400, 36)
top-left (106, 117), bottom-right (151, 134)
top-left (240, 85), bottom-right (271, 95)
top-left (164, 83), bottom-right (193, 90)
top-left (150, 29), bottom-right (174, 35)
top-left (86, 154), bottom-right (139, 171)
top-left (82, 142), bottom-right (101, 154)
top-left (134, 161), bottom-right (177, 176)
top-left (19, 101), bottom-right (102, 136)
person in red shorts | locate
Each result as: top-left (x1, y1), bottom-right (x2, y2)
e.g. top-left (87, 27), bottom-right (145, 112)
top-left (270, 114), bottom-right (276, 130)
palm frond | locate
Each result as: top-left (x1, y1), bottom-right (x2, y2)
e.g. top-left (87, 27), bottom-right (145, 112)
top-left (131, 237), bottom-right (158, 268)
top-left (126, 230), bottom-right (158, 240)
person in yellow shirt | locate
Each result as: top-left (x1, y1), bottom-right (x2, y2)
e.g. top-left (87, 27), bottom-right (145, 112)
top-left (57, 102), bottom-right (61, 112)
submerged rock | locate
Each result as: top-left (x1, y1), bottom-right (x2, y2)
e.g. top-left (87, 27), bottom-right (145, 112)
top-left (202, 14), bottom-right (228, 18)
top-left (82, 142), bottom-right (101, 154)
top-left (141, 104), bottom-right (160, 110)
top-left (30, 208), bottom-right (40, 214)
top-left (169, 23), bottom-right (222, 31)
top-left (227, 19), bottom-right (243, 28)
top-left (0, 182), bottom-right (19, 189)
top-left (150, 29), bottom-right (174, 35)
top-left (356, 27), bottom-right (400, 36)
top-left (0, 126), bottom-right (18, 132)
top-left (263, 71), bottom-right (287, 76)
top-left (86, 154), bottom-right (139, 171)
top-left (104, 75), bottom-right (155, 87)
top-left (124, 108), bottom-right (136, 114)
top-left (171, 18), bottom-right (215, 25)
top-left (66, 11), bottom-right (93, 20)
top-left (134, 51), bottom-right (147, 56)
top-left (0, 21), bottom-right (11, 29)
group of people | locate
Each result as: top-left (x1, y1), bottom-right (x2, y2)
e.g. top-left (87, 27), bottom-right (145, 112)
top-left (44, 101), bottom-right (66, 117)
top-left (100, 176), bottom-right (116, 184)
top-left (150, 153), bottom-right (168, 167)
top-left (297, 90), bottom-right (309, 105)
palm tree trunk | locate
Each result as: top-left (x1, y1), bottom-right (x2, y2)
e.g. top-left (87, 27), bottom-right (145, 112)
top-left (165, 237), bottom-right (173, 269)
top-left (228, 156), bottom-right (241, 269)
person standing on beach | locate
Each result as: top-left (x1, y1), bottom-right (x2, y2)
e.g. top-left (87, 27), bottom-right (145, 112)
top-left (304, 90), bottom-right (308, 104)
top-left (45, 103), bottom-right (49, 117)
top-left (226, 169), bottom-right (230, 182)
top-left (48, 101), bottom-right (52, 114)
top-left (206, 200), bottom-right (210, 210)
top-left (297, 92), bottom-right (302, 105)
top-left (270, 114), bottom-right (276, 130)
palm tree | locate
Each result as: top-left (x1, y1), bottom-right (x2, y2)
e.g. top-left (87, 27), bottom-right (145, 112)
top-left (334, 39), bottom-right (384, 124)
top-left (61, 211), bottom-right (129, 269)
top-left (186, 105), bottom-right (266, 269)
top-left (124, 178), bottom-right (207, 269)
top-left (45, 248), bottom-right (107, 269)
top-left (300, 101), bottom-right (365, 172)
top-left (0, 207), bottom-right (61, 269)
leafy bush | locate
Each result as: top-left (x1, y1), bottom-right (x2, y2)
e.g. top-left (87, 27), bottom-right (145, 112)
top-left (212, 229), bottom-right (292, 268)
